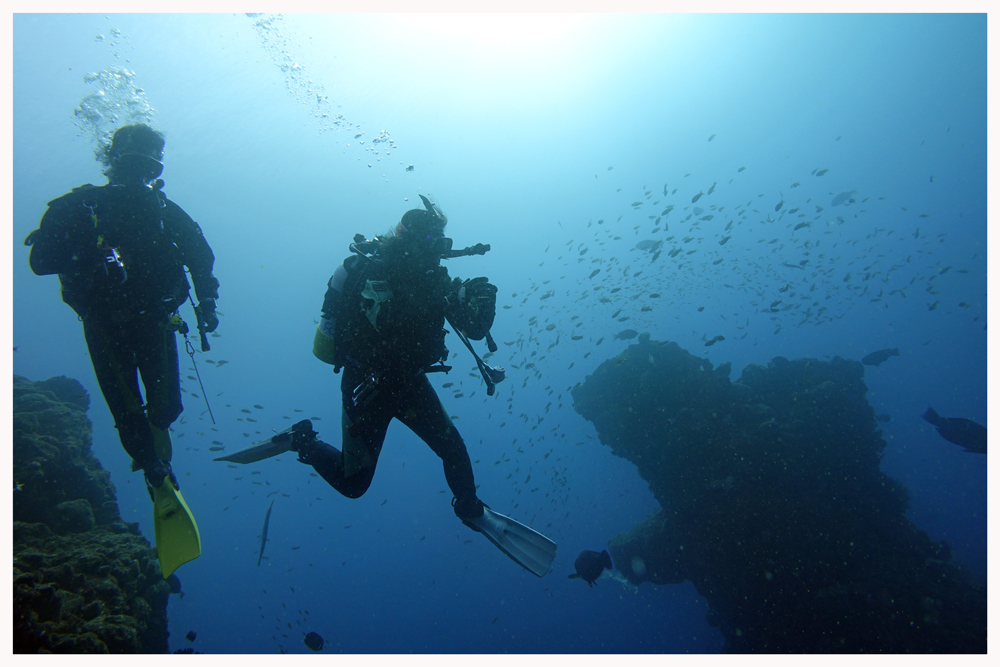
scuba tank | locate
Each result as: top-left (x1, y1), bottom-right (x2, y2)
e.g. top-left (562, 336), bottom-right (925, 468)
top-left (313, 263), bottom-right (350, 365)
top-left (312, 313), bottom-right (337, 365)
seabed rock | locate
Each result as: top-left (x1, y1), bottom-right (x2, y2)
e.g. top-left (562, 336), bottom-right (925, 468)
top-left (573, 339), bottom-right (986, 653)
top-left (13, 375), bottom-right (169, 653)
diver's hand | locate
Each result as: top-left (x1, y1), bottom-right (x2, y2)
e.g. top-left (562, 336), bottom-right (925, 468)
top-left (199, 299), bottom-right (219, 333)
top-left (459, 277), bottom-right (497, 308)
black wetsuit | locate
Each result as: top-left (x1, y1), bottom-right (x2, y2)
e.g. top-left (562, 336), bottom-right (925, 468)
top-left (300, 243), bottom-right (487, 518)
top-left (28, 182), bottom-right (219, 472)
top-left (305, 367), bottom-right (478, 504)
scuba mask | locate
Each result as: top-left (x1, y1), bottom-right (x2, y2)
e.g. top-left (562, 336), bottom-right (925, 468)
top-left (110, 152), bottom-right (164, 184)
top-left (396, 231), bottom-right (452, 263)
top-left (423, 234), bottom-right (453, 256)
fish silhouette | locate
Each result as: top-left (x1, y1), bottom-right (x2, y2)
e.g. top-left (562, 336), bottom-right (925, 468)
top-left (923, 407), bottom-right (986, 454)
top-left (831, 189), bottom-right (858, 206)
top-left (862, 348), bottom-right (899, 366)
top-left (569, 549), bottom-right (613, 587)
top-left (258, 500), bottom-right (274, 566)
top-left (303, 631), bottom-right (324, 651)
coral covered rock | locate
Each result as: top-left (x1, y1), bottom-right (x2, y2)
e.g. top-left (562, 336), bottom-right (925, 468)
top-left (573, 340), bottom-right (986, 653)
top-left (13, 375), bottom-right (169, 653)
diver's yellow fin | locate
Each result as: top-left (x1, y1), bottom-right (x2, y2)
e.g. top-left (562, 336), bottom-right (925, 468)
top-left (152, 478), bottom-right (201, 579)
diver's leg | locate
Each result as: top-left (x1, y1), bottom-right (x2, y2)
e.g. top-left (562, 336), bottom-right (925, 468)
top-left (397, 374), bottom-right (481, 518)
top-left (294, 372), bottom-right (391, 498)
top-left (83, 317), bottom-right (161, 480)
top-left (293, 413), bottom-right (385, 498)
top-left (136, 316), bottom-right (183, 463)
top-left (138, 316), bottom-right (183, 429)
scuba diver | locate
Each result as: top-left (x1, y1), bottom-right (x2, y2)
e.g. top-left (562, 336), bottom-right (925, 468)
top-left (26, 123), bottom-right (219, 578)
top-left (216, 195), bottom-right (556, 576)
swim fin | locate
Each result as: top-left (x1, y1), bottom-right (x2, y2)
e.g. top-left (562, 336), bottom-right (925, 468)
top-left (464, 507), bottom-right (557, 577)
top-left (152, 477), bottom-right (201, 579)
top-left (213, 425), bottom-right (294, 464)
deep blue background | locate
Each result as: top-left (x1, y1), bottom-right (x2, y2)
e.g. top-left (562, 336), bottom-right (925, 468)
top-left (10, 13), bottom-right (987, 653)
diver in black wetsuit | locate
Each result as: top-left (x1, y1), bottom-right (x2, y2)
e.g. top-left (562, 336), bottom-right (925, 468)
top-left (26, 123), bottom-right (220, 485)
top-left (295, 196), bottom-right (498, 521)
top-left (238, 195), bottom-right (556, 575)
top-left (26, 123), bottom-right (219, 577)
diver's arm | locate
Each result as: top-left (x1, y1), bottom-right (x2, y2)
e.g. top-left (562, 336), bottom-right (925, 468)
top-left (163, 199), bottom-right (219, 302)
top-left (444, 276), bottom-right (498, 341)
top-left (28, 200), bottom-right (95, 277)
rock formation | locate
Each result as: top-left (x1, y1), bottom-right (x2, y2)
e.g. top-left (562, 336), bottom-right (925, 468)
top-left (13, 375), bottom-right (169, 653)
top-left (572, 336), bottom-right (986, 652)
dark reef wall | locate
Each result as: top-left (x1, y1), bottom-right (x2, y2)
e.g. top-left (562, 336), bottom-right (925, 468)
top-left (571, 336), bottom-right (986, 653)
top-left (13, 375), bottom-right (169, 653)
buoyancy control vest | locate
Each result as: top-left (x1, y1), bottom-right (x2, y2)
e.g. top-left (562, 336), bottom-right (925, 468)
top-left (41, 183), bottom-right (190, 319)
top-left (313, 250), bottom-right (452, 379)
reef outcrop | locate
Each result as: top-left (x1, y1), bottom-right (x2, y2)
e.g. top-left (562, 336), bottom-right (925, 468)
top-left (13, 375), bottom-right (169, 653)
top-left (572, 336), bottom-right (986, 652)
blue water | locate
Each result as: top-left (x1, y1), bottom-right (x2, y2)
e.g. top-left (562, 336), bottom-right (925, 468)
top-left (10, 14), bottom-right (987, 653)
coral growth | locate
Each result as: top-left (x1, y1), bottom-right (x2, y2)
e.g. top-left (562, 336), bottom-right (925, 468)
top-left (572, 336), bottom-right (986, 652)
top-left (13, 375), bottom-right (169, 653)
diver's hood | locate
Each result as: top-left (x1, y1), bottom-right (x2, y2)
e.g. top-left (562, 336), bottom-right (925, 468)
top-left (396, 193), bottom-right (449, 238)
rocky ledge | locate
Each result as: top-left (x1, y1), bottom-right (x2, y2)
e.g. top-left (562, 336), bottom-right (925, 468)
top-left (13, 375), bottom-right (169, 653)
top-left (572, 336), bottom-right (986, 653)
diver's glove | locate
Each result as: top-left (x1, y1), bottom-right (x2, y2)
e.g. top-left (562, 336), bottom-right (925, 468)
top-left (198, 298), bottom-right (219, 333)
top-left (453, 277), bottom-right (497, 340)
top-left (458, 277), bottom-right (496, 308)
